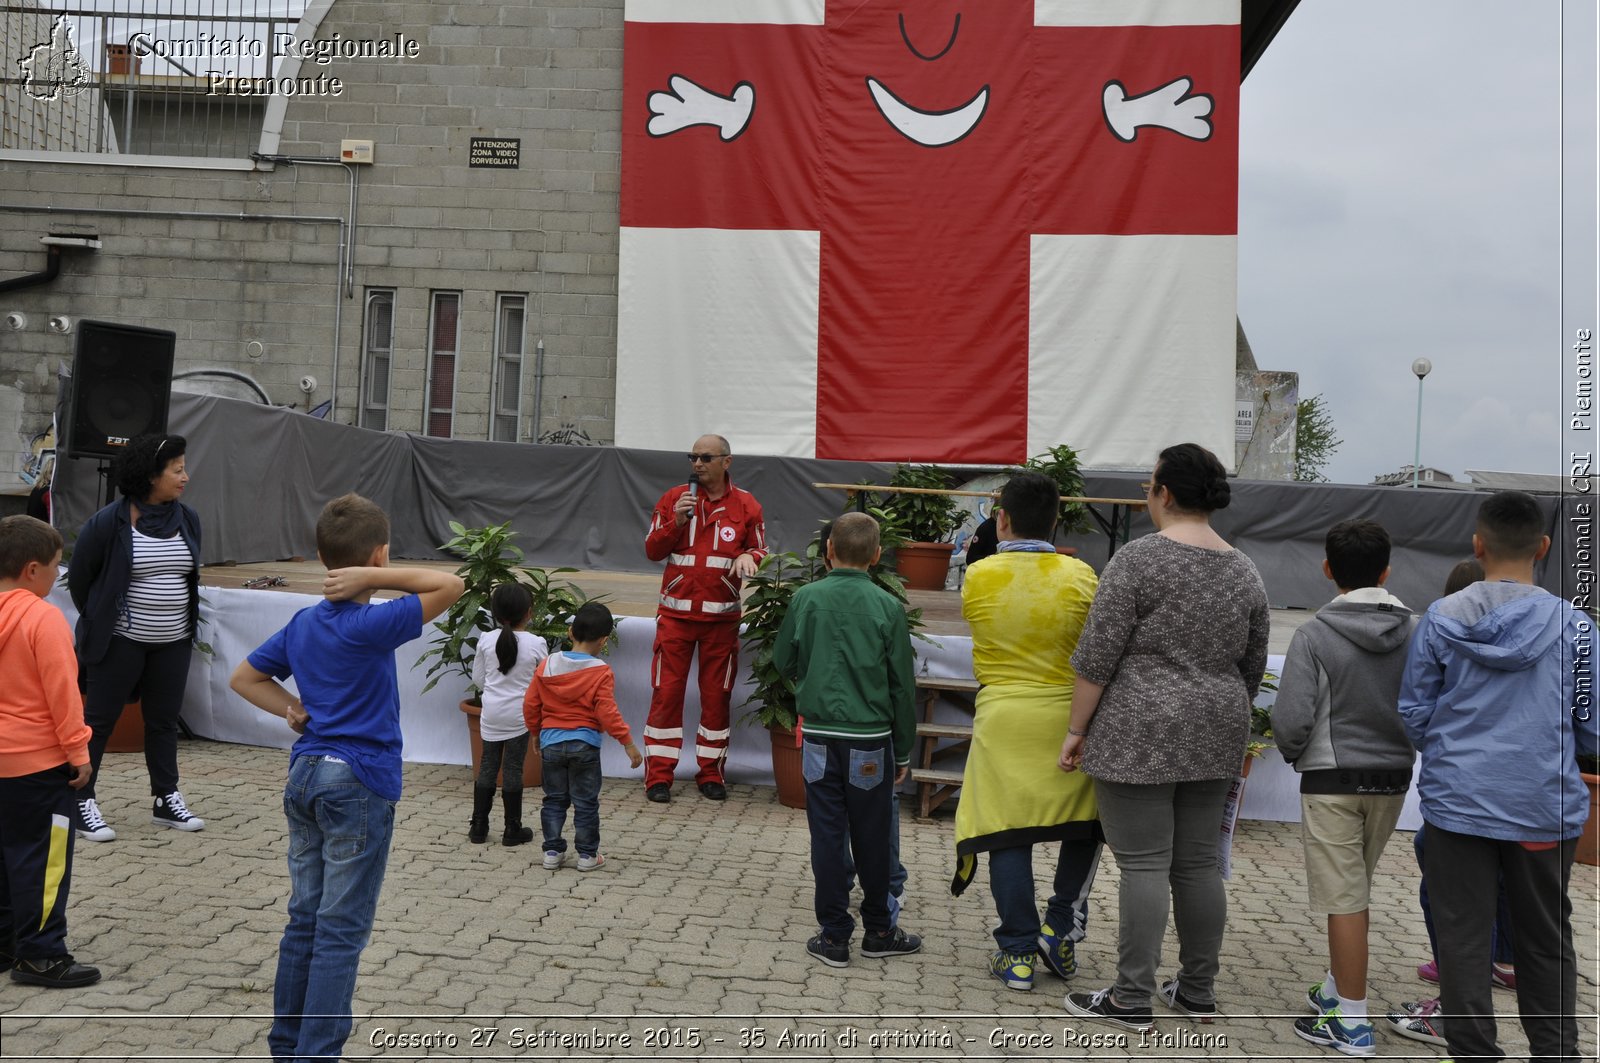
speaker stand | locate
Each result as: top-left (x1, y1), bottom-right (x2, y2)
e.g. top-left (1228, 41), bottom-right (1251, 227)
top-left (97, 460), bottom-right (114, 508)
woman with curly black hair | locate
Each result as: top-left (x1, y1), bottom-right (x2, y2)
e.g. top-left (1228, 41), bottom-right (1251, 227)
top-left (67, 433), bottom-right (204, 841)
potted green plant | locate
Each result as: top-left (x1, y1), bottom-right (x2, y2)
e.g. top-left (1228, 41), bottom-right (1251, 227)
top-left (738, 548), bottom-right (823, 808)
top-left (416, 520), bottom-right (591, 787)
top-left (1243, 672), bottom-right (1279, 775)
top-left (1019, 443), bottom-right (1093, 544)
top-left (739, 532), bottom-right (927, 808)
top-left (1578, 752), bottom-right (1599, 867)
top-left (876, 464), bottom-right (963, 590)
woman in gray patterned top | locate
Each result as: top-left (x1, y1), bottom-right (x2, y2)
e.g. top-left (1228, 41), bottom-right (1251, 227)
top-left (1057, 443), bottom-right (1270, 1033)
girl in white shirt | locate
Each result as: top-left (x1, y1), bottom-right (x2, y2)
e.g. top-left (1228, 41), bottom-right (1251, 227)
top-left (468, 583), bottom-right (548, 846)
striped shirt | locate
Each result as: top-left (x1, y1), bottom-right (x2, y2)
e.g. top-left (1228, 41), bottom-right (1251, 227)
top-left (113, 528), bottom-right (194, 644)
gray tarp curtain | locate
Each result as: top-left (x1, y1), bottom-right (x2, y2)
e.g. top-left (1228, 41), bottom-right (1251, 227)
top-left (1074, 474), bottom-right (1576, 612)
top-left (54, 392), bottom-right (1576, 611)
top-left (53, 392), bottom-right (896, 573)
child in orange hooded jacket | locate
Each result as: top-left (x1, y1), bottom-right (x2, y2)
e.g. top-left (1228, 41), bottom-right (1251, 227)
top-left (0, 516), bottom-right (99, 988)
top-left (523, 602), bottom-right (641, 871)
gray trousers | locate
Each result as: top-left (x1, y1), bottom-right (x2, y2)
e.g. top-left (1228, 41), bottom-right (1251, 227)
top-left (1093, 776), bottom-right (1233, 1008)
top-left (1425, 822), bottom-right (1579, 1063)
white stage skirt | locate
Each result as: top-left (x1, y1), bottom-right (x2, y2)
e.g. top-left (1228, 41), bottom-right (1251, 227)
top-left (49, 583), bottom-right (1421, 829)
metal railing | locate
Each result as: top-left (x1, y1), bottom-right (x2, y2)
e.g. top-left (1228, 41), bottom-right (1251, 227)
top-left (2, 0), bottom-right (303, 157)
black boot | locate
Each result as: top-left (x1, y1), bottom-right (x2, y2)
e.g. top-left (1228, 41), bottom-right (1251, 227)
top-left (501, 789), bottom-right (534, 847)
top-left (469, 783), bottom-right (494, 844)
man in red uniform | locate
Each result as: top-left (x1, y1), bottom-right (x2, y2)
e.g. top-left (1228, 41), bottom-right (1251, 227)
top-left (642, 435), bottom-right (767, 802)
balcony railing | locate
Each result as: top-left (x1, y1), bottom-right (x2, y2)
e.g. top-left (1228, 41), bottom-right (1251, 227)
top-left (2, 1), bottom-right (303, 157)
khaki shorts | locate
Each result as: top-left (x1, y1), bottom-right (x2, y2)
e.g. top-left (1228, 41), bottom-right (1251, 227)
top-left (1300, 792), bottom-right (1406, 916)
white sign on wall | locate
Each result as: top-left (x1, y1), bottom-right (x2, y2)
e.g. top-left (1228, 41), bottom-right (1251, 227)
top-left (1235, 401), bottom-right (1255, 442)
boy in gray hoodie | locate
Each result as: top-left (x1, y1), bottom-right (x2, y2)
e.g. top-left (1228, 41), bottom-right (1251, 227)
top-left (1272, 518), bottom-right (1416, 1057)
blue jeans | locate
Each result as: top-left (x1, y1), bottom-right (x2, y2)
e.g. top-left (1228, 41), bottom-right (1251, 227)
top-left (803, 737), bottom-right (894, 942)
top-left (540, 740), bottom-right (602, 856)
top-left (988, 837), bottom-right (1102, 955)
top-left (269, 755), bottom-right (396, 1063)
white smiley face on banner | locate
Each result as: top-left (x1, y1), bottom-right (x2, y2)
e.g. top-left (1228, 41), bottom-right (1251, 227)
top-left (720, 526), bottom-right (737, 543)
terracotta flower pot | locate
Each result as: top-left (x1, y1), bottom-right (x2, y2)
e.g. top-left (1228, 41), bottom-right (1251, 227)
top-left (894, 542), bottom-right (957, 591)
top-left (106, 700), bottom-right (144, 754)
top-left (460, 700), bottom-right (541, 788)
top-left (1579, 772), bottom-right (1600, 867)
top-left (768, 722), bottom-right (806, 809)
top-left (105, 44), bottom-right (140, 75)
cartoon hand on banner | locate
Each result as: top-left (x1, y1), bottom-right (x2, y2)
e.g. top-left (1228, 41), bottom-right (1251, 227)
top-left (1102, 77), bottom-right (1214, 142)
top-left (647, 76), bottom-right (755, 141)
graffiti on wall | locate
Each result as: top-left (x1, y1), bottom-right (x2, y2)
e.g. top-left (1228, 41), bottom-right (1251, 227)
top-left (538, 423), bottom-right (599, 447)
top-left (20, 421), bottom-right (55, 487)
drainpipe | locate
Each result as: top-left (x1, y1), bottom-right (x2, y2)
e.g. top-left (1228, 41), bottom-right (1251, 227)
top-left (1, 204), bottom-right (342, 412)
top-left (251, 154), bottom-right (359, 420)
top-left (0, 246), bottom-right (62, 294)
top-left (530, 339), bottom-right (545, 443)
top-left (0, 235), bottom-right (102, 294)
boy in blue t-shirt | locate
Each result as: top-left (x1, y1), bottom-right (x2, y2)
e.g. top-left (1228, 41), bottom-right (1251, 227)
top-left (229, 494), bottom-right (463, 1061)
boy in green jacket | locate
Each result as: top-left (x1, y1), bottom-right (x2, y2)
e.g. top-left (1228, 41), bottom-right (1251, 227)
top-left (774, 511), bottom-right (921, 967)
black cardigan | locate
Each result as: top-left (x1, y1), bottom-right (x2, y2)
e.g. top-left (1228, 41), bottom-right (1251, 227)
top-left (67, 497), bottom-right (202, 666)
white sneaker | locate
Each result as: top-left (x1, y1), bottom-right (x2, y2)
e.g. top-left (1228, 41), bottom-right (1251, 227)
top-left (76, 798), bottom-right (116, 842)
top-left (151, 791), bottom-right (205, 831)
top-left (543, 850), bottom-right (566, 870)
top-left (577, 853), bottom-right (605, 872)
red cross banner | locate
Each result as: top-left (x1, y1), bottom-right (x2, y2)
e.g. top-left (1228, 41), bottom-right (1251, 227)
top-left (618, 0), bottom-right (1240, 467)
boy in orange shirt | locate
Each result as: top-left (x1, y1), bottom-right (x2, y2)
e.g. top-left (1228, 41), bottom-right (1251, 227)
top-left (524, 602), bottom-right (641, 871)
top-left (0, 516), bottom-right (99, 988)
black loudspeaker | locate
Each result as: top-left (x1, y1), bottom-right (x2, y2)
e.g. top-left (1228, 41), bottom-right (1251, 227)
top-left (67, 321), bottom-right (176, 460)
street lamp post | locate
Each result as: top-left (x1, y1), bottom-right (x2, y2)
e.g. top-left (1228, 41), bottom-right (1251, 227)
top-left (1411, 358), bottom-right (1432, 489)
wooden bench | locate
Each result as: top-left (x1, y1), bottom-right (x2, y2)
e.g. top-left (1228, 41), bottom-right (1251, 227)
top-left (911, 676), bottom-right (979, 817)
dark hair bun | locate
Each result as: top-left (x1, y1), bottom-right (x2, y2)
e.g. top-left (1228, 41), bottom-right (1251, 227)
top-left (1155, 442), bottom-right (1230, 514)
top-left (1204, 478), bottom-right (1231, 511)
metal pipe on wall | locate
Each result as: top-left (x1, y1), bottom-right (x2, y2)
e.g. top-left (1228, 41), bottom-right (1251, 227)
top-left (530, 339), bottom-right (545, 444)
top-left (0, 201), bottom-right (344, 413)
top-left (251, 155), bottom-right (359, 421)
top-left (173, 368), bottom-right (272, 405)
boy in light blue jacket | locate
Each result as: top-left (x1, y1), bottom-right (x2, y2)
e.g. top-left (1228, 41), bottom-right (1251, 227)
top-left (1397, 491), bottom-right (1594, 1063)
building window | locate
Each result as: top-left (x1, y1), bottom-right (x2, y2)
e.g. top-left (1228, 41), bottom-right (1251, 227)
top-left (359, 290), bottom-right (393, 431)
top-left (425, 292), bottom-right (460, 438)
top-left (491, 294), bottom-right (526, 442)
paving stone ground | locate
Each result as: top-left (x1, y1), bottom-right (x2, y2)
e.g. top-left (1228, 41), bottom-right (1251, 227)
top-left (2, 739), bottom-right (1595, 1061)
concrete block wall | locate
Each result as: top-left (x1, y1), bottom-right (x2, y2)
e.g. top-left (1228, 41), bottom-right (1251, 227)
top-left (0, 0), bottom-right (625, 494)
top-left (273, 0), bottom-right (624, 443)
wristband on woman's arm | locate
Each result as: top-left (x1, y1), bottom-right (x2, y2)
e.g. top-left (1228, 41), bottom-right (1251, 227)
top-left (1068, 727), bottom-right (1089, 737)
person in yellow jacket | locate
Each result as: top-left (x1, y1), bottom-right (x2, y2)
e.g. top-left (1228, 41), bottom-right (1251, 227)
top-left (954, 473), bottom-right (1101, 993)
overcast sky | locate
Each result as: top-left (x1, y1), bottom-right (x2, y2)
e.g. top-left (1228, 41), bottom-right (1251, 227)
top-left (1238, 0), bottom-right (1591, 485)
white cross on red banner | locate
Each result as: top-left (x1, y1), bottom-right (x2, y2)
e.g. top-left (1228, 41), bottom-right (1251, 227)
top-left (619, 0), bottom-right (1240, 466)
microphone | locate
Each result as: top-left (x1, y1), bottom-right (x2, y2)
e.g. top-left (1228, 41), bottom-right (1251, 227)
top-left (686, 475), bottom-right (698, 498)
